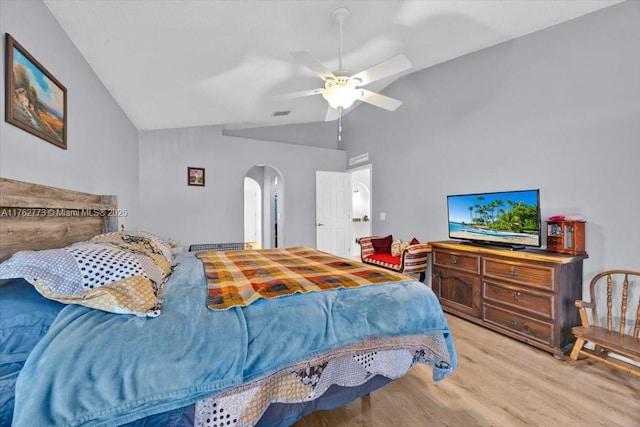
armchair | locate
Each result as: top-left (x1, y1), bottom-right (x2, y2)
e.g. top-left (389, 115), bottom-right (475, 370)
top-left (357, 235), bottom-right (431, 282)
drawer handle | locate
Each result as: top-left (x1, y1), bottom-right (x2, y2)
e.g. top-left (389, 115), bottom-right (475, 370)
top-left (511, 318), bottom-right (518, 327)
top-left (511, 267), bottom-right (518, 277)
top-left (512, 291), bottom-right (520, 301)
top-left (451, 256), bottom-right (458, 264)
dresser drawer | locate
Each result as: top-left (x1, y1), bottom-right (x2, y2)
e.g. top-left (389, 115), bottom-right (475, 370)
top-left (483, 304), bottom-right (553, 347)
top-left (483, 281), bottom-right (554, 319)
top-left (483, 258), bottom-right (554, 291)
top-left (433, 250), bottom-right (480, 274)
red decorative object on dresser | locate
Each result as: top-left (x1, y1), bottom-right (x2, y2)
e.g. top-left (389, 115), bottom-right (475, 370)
top-left (546, 218), bottom-right (587, 256)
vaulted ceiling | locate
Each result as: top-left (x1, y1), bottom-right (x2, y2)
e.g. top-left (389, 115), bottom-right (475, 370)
top-left (44, 0), bottom-right (622, 131)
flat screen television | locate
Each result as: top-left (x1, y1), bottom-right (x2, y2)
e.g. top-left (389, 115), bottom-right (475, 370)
top-left (447, 189), bottom-right (541, 249)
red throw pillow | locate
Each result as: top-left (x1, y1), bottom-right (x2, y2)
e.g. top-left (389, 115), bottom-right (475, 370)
top-left (371, 235), bottom-right (393, 254)
top-left (410, 237), bottom-right (420, 245)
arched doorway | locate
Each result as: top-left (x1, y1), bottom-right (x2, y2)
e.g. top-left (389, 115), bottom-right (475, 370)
top-left (243, 177), bottom-right (261, 248)
top-left (244, 165), bottom-right (284, 249)
top-left (350, 164), bottom-right (372, 257)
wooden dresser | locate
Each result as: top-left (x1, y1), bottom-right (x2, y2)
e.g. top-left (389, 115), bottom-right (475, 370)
top-left (429, 240), bottom-right (587, 357)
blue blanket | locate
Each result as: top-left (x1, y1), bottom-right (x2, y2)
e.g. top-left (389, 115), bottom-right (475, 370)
top-left (13, 252), bottom-right (456, 426)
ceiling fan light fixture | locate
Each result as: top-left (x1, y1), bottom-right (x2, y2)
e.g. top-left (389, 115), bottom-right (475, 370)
top-left (280, 6), bottom-right (410, 126)
top-left (322, 76), bottom-right (361, 110)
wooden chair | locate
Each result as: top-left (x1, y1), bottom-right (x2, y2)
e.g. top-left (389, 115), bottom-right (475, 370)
top-left (569, 270), bottom-right (640, 377)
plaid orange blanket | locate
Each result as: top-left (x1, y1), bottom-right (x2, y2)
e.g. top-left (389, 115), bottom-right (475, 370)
top-left (196, 247), bottom-right (413, 310)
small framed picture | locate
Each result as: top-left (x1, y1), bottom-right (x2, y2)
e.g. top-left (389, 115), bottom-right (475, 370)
top-left (5, 34), bottom-right (67, 149)
top-left (187, 167), bottom-right (205, 186)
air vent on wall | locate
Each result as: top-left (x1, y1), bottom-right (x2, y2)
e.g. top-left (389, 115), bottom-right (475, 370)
top-left (272, 110), bottom-right (291, 117)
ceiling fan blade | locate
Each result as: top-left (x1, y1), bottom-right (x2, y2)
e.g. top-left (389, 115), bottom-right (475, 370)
top-left (359, 89), bottom-right (403, 111)
top-left (290, 51), bottom-right (336, 81)
top-left (274, 88), bottom-right (323, 100)
top-left (324, 105), bottom-right (340, 122)
top-left (351, 54), bottom-right (412, 86)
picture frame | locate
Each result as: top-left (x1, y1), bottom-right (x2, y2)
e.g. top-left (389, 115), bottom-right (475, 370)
top-left (187, 167), bottom-right (205, 186)
top-left (5, 33), bottom-right (67, 149)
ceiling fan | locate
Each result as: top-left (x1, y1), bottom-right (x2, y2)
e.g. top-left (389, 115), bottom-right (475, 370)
top-left (278, 7), bottom-right (412, 127)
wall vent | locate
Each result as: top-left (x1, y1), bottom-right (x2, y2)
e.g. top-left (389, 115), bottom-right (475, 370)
top-left (272, 110), bottom-right (291, 117)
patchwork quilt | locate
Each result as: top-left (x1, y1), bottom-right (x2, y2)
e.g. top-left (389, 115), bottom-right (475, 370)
top-left (195, 335), bottom-right (452, 427)
top-left (197, 247), bottom-right (413, 310)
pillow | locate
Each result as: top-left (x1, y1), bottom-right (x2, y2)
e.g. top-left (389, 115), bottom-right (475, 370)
top-left (0, 242), bottom-right (167, 317)
top-left (371, 235), bottom-right (393, 254)
top-left (0, 278), bottom-right (65, 364)
top-left (410, 237), bottom-right (420, 245)
top-left (400, 241), bottom-right (410, 253)
top-left (390, 240), bottom-right (402, 257)
top-left (90, 230), bottom-right (174, 267)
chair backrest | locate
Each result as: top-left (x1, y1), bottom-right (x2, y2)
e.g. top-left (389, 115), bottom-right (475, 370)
top-left (587, 270), bottom-right (640, 339)
top-left (357, 237), bottom-right (379, 258)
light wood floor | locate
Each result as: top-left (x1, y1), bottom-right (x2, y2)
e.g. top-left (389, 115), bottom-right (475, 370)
top-left (294, 314), bottom-right (640, 427)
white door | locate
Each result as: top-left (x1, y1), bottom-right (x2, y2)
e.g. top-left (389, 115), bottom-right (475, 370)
top-left (316, 171), bottom-right (350, 257)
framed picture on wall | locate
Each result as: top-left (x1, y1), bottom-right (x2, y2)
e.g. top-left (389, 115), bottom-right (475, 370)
top-left (187, 167), bottom-right (205, 186)
top-left (5, 33), bottom-right (67, 149)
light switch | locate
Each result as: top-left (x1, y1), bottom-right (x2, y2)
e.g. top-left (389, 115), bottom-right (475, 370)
top-left (380, 212), bottom-right (386, 220)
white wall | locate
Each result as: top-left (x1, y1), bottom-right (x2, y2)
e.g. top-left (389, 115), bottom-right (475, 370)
top-left (0, 0), bottom-right (140, 228)
top-left (341, 1), bottom-right (640, 281)
top-left (138, 125), bottom-right (345, 248)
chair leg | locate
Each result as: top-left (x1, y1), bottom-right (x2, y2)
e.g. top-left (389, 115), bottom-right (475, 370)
top-left (419, 271), bottom-right (425, 282)
top-left (593, 344), bottom-right (609, 357)
top-left (569, 338), bottom-right (585, 361)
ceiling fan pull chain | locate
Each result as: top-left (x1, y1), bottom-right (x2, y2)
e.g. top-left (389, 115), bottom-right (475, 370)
top-left (338, 108), bottom-right (343, 142)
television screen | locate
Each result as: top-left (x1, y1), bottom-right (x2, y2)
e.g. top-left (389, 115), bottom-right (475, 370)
top-left (447, 189), bottom-right (541, 248)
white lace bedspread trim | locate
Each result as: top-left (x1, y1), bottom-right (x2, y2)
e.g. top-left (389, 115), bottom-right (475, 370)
top-left (195, 334), bottom-right (451, 427)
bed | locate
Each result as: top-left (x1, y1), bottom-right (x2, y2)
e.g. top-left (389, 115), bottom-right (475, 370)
top-left (0, 177), bottom-right (457, 427)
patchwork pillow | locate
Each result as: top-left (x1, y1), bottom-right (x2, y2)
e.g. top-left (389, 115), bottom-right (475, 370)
top-left (0, 241), bottom-right (168, 317)
top-left (371, 235), bottom-right (393, 254)
top-left (400, 241), bottom-right (410, 253)
top-left (90, 230), bottom-right (174, 268)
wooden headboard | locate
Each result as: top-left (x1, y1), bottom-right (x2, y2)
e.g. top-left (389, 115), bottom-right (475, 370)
top-left (0, 177), bottom-right (117, 261)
